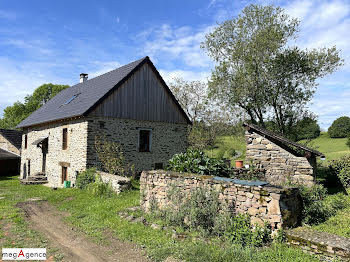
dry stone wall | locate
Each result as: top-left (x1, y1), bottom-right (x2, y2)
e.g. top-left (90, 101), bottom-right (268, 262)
top-left (0, 134), bottom-right (20, 155)
top-left (140, 170), bottom-right (302, 230)
top-left (245, 131), bottom-right (315, 186)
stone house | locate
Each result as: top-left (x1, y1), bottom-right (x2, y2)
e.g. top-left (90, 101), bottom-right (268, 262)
top-left (243, 122), bottom-right (325, 186)
top-left (17, 57), bottom-right (191, 187)
top-left (0, 129), bottom-right (22, 175)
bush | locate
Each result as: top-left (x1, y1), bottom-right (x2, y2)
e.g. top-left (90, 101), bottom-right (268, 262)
top-left (153, 185), bottom-right (271, 246)
top-left (95, 135), bottom-right (135, 177)
top-left (299, 184), bottom-right (346, 225)
top-left (168, 148), bottom-right (229, 177)
top-left (330, 154), bottom-right (350, 188)
top-left (76, 168), bottom-right (97, 190)
top-left (87, 174), bottom-right (114, 197)
top-left (328, 116), bottom-right (350, 138)
top-left (227, 148), bottom-right (237, 158)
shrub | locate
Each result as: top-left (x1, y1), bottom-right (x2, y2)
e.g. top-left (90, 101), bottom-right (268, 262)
top-left (227, 148), bottom-right (237, 158)
top-left (216, 148), bottom-right (225, 159)
top-left (95, 135), bottom-right (135, 177)
top-left (330, 154), bottom-right (350, 188)
top-left (152, 185), bottom-right (271, 247)
top-left (168, 148), bottom-right (229, 177)
top-left (87, 174), bottom-right (114, 197)
top-left (328, 116), bottom-right (350, 138)
top-left (299, 184), bottom-right (346, 225)
top-left (76, 168), bottom-right (97, 190)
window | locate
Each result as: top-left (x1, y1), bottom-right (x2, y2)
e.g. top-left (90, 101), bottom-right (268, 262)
top-left (28, 160), bottom-right (30, 176)
top-left (62, 128), bottom-right (68, 150)
top-left (61, 166), bottom-right (68, 184)
top-left (24, 134), bottom-right (28, 149)
top-left (138, 129), bottom-right (151, 152)
top-left (63, 93), bottom-right (80, 105)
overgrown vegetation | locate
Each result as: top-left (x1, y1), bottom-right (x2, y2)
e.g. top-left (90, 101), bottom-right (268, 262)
top-left (95, 135), bottom-right (135, 177)
top-left (167, 148), bottom-right (229, 177)
top-left (148, 185), bottom-right (272, 247)
top-left (75, 168), bottom-right (97, 189)
top-left (330, 154), bottom-right (350, 188)
top-left (299, 184), bottom-right (347, 225)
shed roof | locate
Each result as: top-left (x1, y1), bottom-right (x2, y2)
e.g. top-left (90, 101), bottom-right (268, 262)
top-left (0, 129), bottom-right (22, 149)
top-left (243, 122), bottom-right (325, 157)
top-left (17, 56), bottom-right (191, 128)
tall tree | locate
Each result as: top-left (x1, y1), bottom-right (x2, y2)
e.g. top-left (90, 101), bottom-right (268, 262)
top-left (201, 4), bottom-right (343, 136)
top-left (0, 83), bottom-right (69, 129)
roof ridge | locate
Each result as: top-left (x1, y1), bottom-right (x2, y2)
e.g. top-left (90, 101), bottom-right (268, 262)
top-left (71, 56), bottom-right (148, 88)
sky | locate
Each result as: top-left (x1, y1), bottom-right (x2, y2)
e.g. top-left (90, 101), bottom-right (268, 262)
top-left (0, 0), bottom-right (349, 130)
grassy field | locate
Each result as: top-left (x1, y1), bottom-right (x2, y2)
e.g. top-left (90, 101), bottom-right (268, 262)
top-left (204, 135), bottom-right (246, 163)
top-left (300, 132), bottom-right (350, 162)
top-left (0, 176), bottom-right (321, 262)
top-left (206, 132), bottom-right (350, 164)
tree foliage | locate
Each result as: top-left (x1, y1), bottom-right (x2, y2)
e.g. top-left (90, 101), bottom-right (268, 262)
top-left (328, 116), bottom-right (350, 138)
top-left (0, 83), bottom-right (69, 129)
top-left (201, 4), bottom-right (343, 137)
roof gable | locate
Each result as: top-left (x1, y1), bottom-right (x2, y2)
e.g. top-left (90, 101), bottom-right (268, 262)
top-left (0, 129), bottom-right (22, 149)
top-left (17, 57), bottom-right (190, 128)
top-left (243, 122), bottom-right (324, 157)
top-left (87, 60), bottom-right (191, 124)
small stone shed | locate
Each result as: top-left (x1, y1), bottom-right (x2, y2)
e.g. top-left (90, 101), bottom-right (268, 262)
top-left (243, 122), bottom-right (325, 186)
top-left (0, 129), bottom-right (22, 176)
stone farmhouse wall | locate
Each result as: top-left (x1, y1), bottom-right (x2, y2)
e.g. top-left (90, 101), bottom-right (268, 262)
top-left (245, 131), bottom-right (315, 186)
top-left (86, 117), bottom-right (188, 173)
top-left (20, 118), bottom-right (89, 187)
top-left (0, 134), bottom-right (20, 155)
top-left (20, 116), bottom-right (188, 187)
top-left (140, 170), bottom-right (302, 230)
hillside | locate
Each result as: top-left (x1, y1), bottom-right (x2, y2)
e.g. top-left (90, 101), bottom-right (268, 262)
top-left (205, 132), bottom-right (350, 164)
top-left (300, 132), bottom-right (350, 162)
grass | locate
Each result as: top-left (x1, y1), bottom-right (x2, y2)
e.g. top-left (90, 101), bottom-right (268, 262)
top-left (300, 132), bottom-right (350, 162)
top-left (0, 175), bottom-right (321, 262)
top-left (310, 189), bottom-right (350, 238)
top-left (205, 135), bottom-right (246, 163)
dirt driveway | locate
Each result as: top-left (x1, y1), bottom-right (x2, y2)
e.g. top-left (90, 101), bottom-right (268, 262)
top-left (17, 200), bottom-right (151, 262)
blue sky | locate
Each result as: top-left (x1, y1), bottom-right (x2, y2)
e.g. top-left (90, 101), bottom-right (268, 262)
top-left (0, 0), bottom-right (349, 130)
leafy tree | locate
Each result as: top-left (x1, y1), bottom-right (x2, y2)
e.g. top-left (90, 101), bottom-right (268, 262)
top-left (293, 116), bottom-right (321, 141)
top-left (201, 4), bottom-right (343, 137)
top-left (0, 83), bottom-right (69, 129)
top-left (328, 116), bottom-right (350, 138)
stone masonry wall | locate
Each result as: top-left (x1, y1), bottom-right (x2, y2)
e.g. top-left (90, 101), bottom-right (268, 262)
top-left (86, 117), bottom-right (188, 173)
top-left (140, 170), bottom-right (302, 230)
top-left (245, 131), bottom-right (315, 186)
top-left (20, 118), bottom-right (88, 187)
top-left (0, 134), bottom-right (20, 155)
top-left (98, 171), bottom-right (131, 194)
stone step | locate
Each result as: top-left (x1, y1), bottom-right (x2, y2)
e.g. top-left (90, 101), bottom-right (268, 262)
top-left (20, 179), bottom-right (48, 185)
top-left (27, 176), bottom-right (48, 182)
top-left (34, 172), bottom-right (46, 177)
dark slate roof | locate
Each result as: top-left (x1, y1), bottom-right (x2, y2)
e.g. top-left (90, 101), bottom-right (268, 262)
top-left (243, 122), bottom-right (325, 157)
top-left (0, 129), bottom-right (22, 149)
top-left (17, 56), bottom-right (190, 128)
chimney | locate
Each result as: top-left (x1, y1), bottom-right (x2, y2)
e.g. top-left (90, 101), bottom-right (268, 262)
top-left (80, 73), bottom-right (88, 83)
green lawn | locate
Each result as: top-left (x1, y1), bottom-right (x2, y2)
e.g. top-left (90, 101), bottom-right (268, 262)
top-left (300, 132), bottom-right (350, 162)
top-left (0, 176), bottom-right (320, 262)
top-left (205, 135), bottom-right (246, 163)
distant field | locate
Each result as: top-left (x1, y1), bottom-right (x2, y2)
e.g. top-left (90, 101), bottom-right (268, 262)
top-left (300, 132), bottom-right (350, 162)
top-left (205, 132), bottom-right (350, 163)
top-left (204, 135), bottom-right (246, 163)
